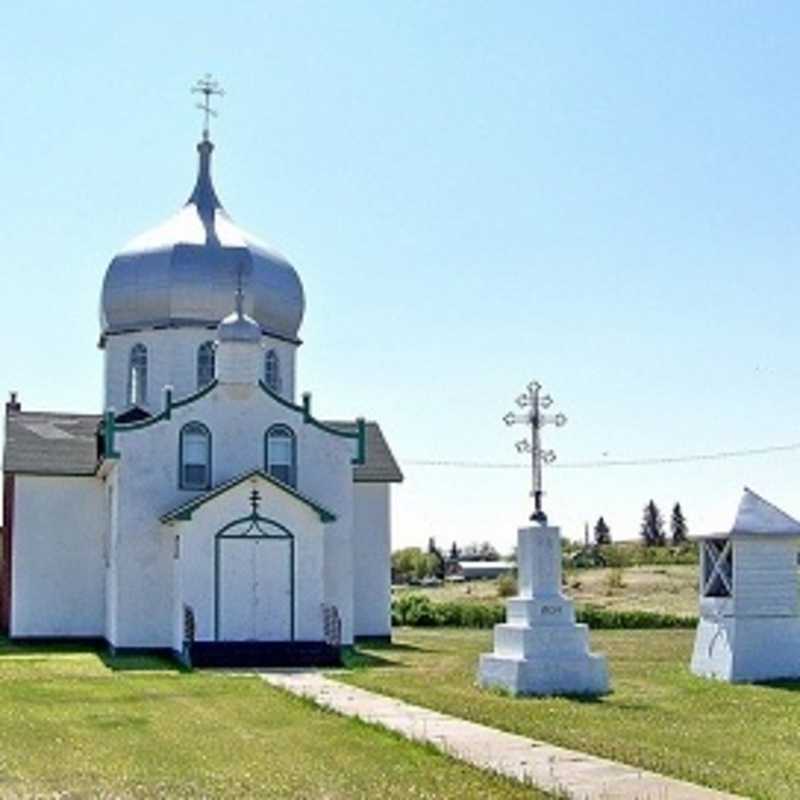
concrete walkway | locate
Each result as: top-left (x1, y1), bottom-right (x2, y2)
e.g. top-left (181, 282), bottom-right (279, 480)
top-left (261, 671), bottom-right (743, 800)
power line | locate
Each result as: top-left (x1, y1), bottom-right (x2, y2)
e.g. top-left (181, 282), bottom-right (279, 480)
top-left (403, 440), bottom-right (800, 470)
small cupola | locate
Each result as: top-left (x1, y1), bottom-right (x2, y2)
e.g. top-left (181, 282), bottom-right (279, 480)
top-left (215, 280), bottom-right (263, 384)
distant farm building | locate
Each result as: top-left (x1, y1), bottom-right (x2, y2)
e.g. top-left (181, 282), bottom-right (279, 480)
top-left (455, 561), bottom-right (516, 581)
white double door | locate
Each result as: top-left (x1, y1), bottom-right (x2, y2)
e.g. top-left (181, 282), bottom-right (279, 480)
top-left (218, 538), bottom-right (292, 642)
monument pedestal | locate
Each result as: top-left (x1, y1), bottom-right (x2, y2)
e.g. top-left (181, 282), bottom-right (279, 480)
top-left (478, 526), bottom-right (609, 696)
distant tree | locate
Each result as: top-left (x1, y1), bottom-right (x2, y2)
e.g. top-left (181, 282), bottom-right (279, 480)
top-left (460, 541), bottom-right (500, 561)
top-left (391, 547), bottom-right (438, 582)
top-left (594, 516), bottom-right (612, 546)
top-left (640, 500), bottom-right (666, 547)
top-left (478, 541), bottom-right (500, 561)
top-left (449, 541), bottom-right (460, 562)
top-left (427, 537), bottom-right (446, 579)
top-left (460, 542), bottom-right (479, 561)
top-left (671, 503), bottom-right (689, 545)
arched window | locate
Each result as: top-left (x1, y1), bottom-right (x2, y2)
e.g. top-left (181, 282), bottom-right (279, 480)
top-left (180, 422), bottom-right (212, 490)
top-left (197, 341), bottom-right (216, 388)
top-left (128, 344), bottom-right (148, 406)
top-left (264, 349), bottom-right (282, 392)
top-left (265, 425), bottom-right (296, 487)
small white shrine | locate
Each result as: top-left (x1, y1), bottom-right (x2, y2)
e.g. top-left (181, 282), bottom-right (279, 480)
top-left (691, 487), bottom-right (800, 683)
top-left (479, 524), bottom-right (609, 695)
top-left (478, 381), bottom-right (609, 696)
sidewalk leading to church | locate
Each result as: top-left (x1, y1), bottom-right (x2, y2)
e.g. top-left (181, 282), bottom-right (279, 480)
top-left (260, 671), bottom-right (742, 800)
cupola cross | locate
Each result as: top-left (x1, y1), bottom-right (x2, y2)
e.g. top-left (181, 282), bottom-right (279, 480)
top-left (503, 380), bottom-right (567, 525)
top-left (191, 74), bottom-right (225, 142)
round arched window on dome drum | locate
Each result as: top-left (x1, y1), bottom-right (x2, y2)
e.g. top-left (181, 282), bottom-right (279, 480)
top-left (180, 422), bottom-right (212, 490)
top-left (128, 344), bottom-right (148, 406)
top-left (197, 341), bottom-right (216, 388)
top-left (264, 349), bottom-right (281, 393)
top-left (265, 425), bottom-right (296, 488)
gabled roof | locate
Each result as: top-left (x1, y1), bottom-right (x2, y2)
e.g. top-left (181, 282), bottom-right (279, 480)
top-left (325, 421), bottom-right (403, 483)
top-left (3, 409), bottom-right (403, 485)
top-left (160, 468), bottom-right (336, 524)
top-left (729, 487), bottom-right (800, 537)
top-left (3, 410), bottom-right (101, 476)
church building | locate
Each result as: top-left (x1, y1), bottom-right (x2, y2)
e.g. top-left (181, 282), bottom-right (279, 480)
top-left (1, 108), bottom-right (402, 665)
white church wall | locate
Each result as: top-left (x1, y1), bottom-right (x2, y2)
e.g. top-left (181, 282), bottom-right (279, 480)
top-left (12, 476), bottom-right (105, 637)
top-left (171, 536), bottom-right (182, 655)
top-left (104, 470), bottom-right (120, 645)
top-left (172, 477), bottom-right (326, 643)
top-left (352, 483), bottom-right (391, 638)
top-left (103, 329), bottom-right (297, 412)
top-left (111, 380), bottom-right (356, 648)
top-left (297, 423), bottom-right (357, 645)
top-left (110, 455), bottom-right (177, 648)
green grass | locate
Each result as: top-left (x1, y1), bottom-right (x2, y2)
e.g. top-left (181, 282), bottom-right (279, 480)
top-left (341, 628), bottom-right (800, 800)
top-left (0, 638), bottom-right (545, 799)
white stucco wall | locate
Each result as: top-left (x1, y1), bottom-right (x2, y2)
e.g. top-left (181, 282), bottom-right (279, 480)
top-left (732, 535), bottom-right (800, 617)
top-left (352, 483), bottom-right (391, 638)
top-left (12, 476), bottom-right (105, 637)
top-left (111, 378), bottom-right (357, 648)
top-left (103, 329), bottom-right (297, 412)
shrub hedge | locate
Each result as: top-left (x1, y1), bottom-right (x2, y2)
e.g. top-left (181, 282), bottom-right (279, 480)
top-left (592, 543), bottom-right (699, 568)
top-left (392, 594), bottom-right (696, 630)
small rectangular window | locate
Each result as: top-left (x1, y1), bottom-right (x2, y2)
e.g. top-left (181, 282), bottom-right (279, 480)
top-left (266, 427), bottom-right (296, 487)
top-left (702, 539), bottom-right (733, 598)
top-left (181, 426), bottom-right (211, 490)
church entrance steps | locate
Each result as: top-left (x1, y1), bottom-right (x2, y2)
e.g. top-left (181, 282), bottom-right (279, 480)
top-left (190, 641), bottom-right (340, 668)
top-left (260, 671), bottom-right (742, 800)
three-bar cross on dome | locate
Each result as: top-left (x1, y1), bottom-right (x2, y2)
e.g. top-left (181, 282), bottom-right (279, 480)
top-left (99, 79), bottom-right (304, 345)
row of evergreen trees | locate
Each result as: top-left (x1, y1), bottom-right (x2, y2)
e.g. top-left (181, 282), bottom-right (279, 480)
top-left (591, 501), bottom-right (689, 547)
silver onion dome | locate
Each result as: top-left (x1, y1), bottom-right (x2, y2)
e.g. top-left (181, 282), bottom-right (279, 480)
top-left (100, 139), bottom-right (305, 343)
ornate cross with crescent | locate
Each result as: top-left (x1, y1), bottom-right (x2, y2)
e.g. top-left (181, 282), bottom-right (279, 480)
top-left (192, 74), bottom-right (225, 142)
top-left (503, 381), bottom-right (567, 525)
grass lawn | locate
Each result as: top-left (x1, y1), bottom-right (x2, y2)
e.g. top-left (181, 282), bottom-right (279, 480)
top-left (396, 564), bottom-right (698, 617)
top-left (343, 628), bottom-right (800, 800)
top-left (0, 639), bottom-right (545, 799)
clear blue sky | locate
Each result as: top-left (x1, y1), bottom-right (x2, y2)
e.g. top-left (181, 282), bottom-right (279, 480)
top-left (3, 2), bottom-right (800, 552)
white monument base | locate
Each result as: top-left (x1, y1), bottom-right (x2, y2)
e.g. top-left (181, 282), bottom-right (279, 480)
top-left (478, 526), bottom-right (609, 697)
top-left (691, 616), bottom-right (800, 683)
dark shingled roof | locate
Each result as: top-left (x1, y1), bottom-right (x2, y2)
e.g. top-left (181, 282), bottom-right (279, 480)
top-left (3, 411), bottom-right (101, 476)
top-left (3, 410), bottom-right (403, 484)
top-left (325, 421), bottom-right (404, 483)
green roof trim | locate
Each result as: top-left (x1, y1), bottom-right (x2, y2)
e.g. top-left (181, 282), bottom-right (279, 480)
top-left (160, 468), bottom-right (337, 524)
top-left (258, 381), bottom-right (360, 441)
top-left (114, 380), bottom-right (220, 433)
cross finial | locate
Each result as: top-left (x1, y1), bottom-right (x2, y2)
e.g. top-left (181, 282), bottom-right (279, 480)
top-left (503, 380), bottom-right (568, 525)
top-left (249, 488), bottom-right (261, 515)
top-left (191, 74), bottom-right (225, 142)
top-left (235, 262), bottom-right (245, 319)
